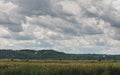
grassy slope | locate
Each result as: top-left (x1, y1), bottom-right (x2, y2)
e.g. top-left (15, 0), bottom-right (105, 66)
top-left (0, 60), bottom-right (120, 75)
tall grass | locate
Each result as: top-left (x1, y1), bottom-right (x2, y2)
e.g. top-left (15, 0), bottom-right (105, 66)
top-left (0, 60), bottom-right (120, 75)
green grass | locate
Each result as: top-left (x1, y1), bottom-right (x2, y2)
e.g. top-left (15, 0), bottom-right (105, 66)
top-left (0, 60), bottom-right (120, 75)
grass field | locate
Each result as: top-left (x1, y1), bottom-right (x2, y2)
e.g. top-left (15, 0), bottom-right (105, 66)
top-left (0, 60), bottom-right (120, 75)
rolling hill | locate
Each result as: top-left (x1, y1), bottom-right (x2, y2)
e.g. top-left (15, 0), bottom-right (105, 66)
top-left (0, 49), bottom-right (120, 60)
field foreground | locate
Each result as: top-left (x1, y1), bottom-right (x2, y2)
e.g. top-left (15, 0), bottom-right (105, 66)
top-left (0, 60), bottom-right (120, 75)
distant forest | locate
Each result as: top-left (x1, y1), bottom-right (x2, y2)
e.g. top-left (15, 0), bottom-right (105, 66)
top-left (0, 49), bottom-right (120, 60)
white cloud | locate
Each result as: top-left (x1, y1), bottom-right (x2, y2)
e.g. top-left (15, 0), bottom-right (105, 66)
top-left (53, 0), bottom-right (81, 15)
top-left (0, 1), bottom-right (17, 13)
top-left (0, 26), bottom-right (11, 38)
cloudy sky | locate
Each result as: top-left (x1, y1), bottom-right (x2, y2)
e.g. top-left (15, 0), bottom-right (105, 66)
top-left (0, 0), bottom-right (120, 54)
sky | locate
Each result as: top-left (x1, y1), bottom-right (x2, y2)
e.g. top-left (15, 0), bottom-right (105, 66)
top-left (0, 0), bottom-right (120, 54)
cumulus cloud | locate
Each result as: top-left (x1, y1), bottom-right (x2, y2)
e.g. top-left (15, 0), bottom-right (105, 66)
top-left (0, 0), bottom-right (120, 54)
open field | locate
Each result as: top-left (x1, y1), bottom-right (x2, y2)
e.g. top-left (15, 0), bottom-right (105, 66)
top-left (0, 60), bottom-right (120, 75)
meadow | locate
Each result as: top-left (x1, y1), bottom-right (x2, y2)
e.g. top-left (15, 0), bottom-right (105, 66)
top-left (0, 60), bottom-right (120, 75)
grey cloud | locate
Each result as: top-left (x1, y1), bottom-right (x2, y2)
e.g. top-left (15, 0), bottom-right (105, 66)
top-left (0, 1), bottom-right (23, 32)
top-left (0, 13), bottom-right (10, 24)
top-left (6, 0), bottom-right (52, 16)
top-left (81, 26), bottom-right (103, 34)
top-left (14, 34), bottom-right (34, 40)
top-left (0, 13), bottom-right (23, 32)
top-left (38, 40), bottom-right (53, 48)
top-left (6, 24), bottom-right (23, 32)
top-left (111, 29), bottom-right (120, 40)
top-left (2, 36), bottom-right (11, 39)
top-left (84, 0), bottom-right (120, 29)
top-left (1, 0), bottom-right (120, 54)
top-left (26, 15), bottom-right (103, 39)
top-left (3, 0), bottom-right (104, 35)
